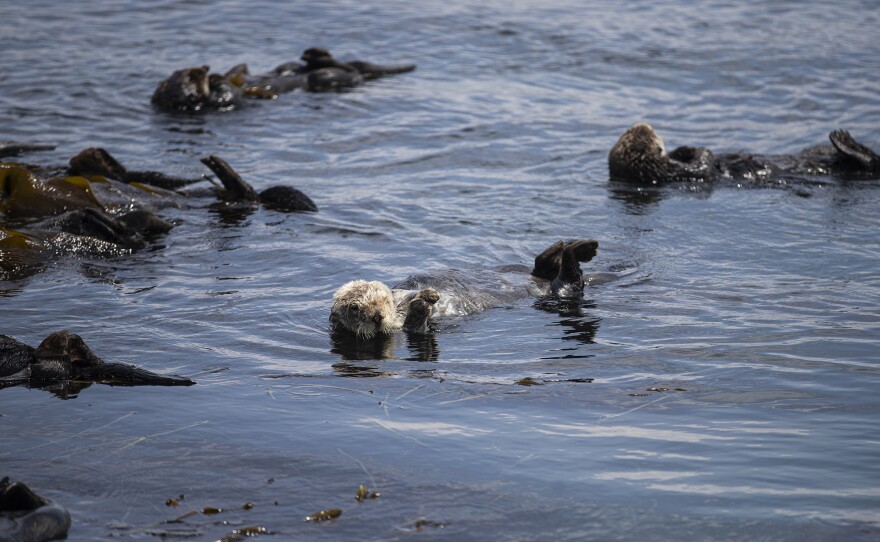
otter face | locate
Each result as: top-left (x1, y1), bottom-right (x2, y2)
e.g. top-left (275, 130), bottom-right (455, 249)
top-left (301, 47), bottom-right (332, 64)
top-left (151, 66), bottom-right (212, 111)
top-left (330, 280), bottom-right (399, 339)
top-left (608, 123), bottom-right (670, 183)
top-left (616, 123), bottom-right (665, 157)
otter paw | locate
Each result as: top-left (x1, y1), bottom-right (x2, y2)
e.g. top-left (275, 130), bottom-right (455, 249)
top-left (416, 288), bottom-right (440, 305)
top-left (565, 240), bottom-right (599, 262)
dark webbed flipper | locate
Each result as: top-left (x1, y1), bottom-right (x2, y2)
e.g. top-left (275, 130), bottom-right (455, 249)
top-left (531, 239), bottom-right (599, 296)
top-left (200, 155), bottom-right (259, 201)
top-left (829, 130), bottom-right (880, 171)
top-left (552, 240), bottom-right (598, 294)
top-left (403, 289), bottom-right (440, 333)
top-left (531, 240), bottom-right (566, 281)
top-left (202, 155), bottom-right (317, 212)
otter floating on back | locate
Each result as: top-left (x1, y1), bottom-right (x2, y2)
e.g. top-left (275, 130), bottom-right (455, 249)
top-left (152, 47), bottom-right (416, 112)
top-left (330, 239), bottom-right (599, 339)
top-left (608, 123), bottom-right (880, 185)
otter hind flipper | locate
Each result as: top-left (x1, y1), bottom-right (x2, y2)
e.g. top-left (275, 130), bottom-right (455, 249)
top-left (829, 130), bottom-right (880, 170)
top-left (200, 155), bottom-right (259, 201)
top-left (551, 240), bottom-right (599, 297)
top-left (531, 240), bottom-right (566, 281)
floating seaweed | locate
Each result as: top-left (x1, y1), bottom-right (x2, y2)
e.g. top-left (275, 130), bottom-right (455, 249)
top-left (304, 508), bottom-right (342, 522)
top-left (355, 485), bottom-right (380, 501)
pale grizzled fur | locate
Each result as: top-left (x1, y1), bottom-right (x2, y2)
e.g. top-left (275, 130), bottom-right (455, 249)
top-left (331, 240), bottom-right (600, 339)
top-left (330, 280), bottom-right (440, 339)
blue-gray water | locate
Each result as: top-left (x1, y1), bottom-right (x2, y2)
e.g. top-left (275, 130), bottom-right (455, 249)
top-left (2, 0), bottom-right (879, 540)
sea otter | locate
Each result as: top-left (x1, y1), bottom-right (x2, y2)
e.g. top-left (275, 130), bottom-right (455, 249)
top-left (0, 477), bottom-right (70, 542)
top-left (330, 239), bottom-right (599, 339)
top-left (0, 330), bottom-right (195, 393)
top-left (1, 149), bottom-right (315, 282)
top-left (151, 48), bottom-right (416, 112)
top-left (608, 123), bottom-right (880, 184)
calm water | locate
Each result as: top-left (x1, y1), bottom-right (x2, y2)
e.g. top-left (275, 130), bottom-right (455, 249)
top-left (2, 0), bottom-right (880, 540)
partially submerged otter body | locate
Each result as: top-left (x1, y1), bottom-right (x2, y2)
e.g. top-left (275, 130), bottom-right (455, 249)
top-left (608, 123), bottom-right (880, 185)
top-left (0, 477), bottom-right (70, 542)
top-left (330, 240), bottom-right (599, 339)
top-left (0, 331), bottom-right (195, 395)
top-left (608, 123), bottom-right (716, 185)
top-left (1, 148), bottom-right (316, 281)
top-left (152, 48), bottom-right (416, 112)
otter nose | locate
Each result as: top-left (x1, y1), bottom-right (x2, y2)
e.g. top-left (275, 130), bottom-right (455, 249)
top-left (371, 311), bottom-right (384, 325)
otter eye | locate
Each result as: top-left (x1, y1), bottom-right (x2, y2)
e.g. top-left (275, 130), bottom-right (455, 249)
top-left (347, 305), bottom-right (360, 315)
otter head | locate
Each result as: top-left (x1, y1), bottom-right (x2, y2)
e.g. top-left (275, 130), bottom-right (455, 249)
top-left (608, 123), bottom-right (670, 184)
top-left (151, 66), bottom-right (212, 111)
top-left (301, 47), bottom-right (333, 67)
top-left (330, 280), bottom-right (399, 339)
top-left (301, 47), bottom-right (355, 72)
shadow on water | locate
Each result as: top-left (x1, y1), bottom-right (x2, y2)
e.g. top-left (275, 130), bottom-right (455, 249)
top-left (0, 380), bottom-right (94, 400)
top-left (329, 328), bottom-right (440, 366)
top-left (607, 179), bottom-right (712, 215)
top-left (207, 202), bottom-right (257, 227)
top-left (533, 297), bottom-right (601, 346)
top-left (606, 173), bottom-right (855, 215)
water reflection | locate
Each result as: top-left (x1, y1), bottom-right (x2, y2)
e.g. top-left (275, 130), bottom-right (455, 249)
top-left (207, 202), bottom-right (257, 227)
top-left (329, 328), bottom-right (440, 364)
top-left (0, 379), bottom-right (93, 400)
top-left (405, 331), bottom-right (440, 361)
top-left (607, 180), bottom-right (714, 215)
top-left (533, 297), bottom-right (601, 346)
top-left (330, 329), bottom-right (398, 362)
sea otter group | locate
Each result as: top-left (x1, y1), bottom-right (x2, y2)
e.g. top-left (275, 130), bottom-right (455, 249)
top-left (3, 43), bottom-right (880, 542)
top-left (4, 45), bottom-right (880, 352)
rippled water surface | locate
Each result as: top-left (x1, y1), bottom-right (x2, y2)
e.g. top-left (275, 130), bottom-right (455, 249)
top-left (2, 0), bottom-right (880, 540)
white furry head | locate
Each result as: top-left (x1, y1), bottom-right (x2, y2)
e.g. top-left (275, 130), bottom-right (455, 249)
top-left (330, 280), bottom-right (400, 339)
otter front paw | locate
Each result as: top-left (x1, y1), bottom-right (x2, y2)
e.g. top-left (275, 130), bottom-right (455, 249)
top-left (416, 288), bottom-right (440, 305)
top-left (403, 289), bottom-right (439, 333)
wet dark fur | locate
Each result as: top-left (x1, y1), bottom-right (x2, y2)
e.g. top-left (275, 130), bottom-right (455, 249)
top-left (0, 331), bottom-right (195, 391)
top-left (609, 124), bottom-right (880, 184)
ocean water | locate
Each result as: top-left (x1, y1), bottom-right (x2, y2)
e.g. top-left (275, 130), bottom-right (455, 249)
top-left (1, 0), bottom-right (879, 540)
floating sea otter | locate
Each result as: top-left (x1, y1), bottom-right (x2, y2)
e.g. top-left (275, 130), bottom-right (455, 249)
top-left (1, 148), bottom-right (316, 280)
top-left (608, 123), bottom-right (880, 185)
top-left (0, 331), bottom-right (195, 395)
top-left (330, 240), bottom-right (599, 339)
top-left (0, 477), bottom-right (70, 542)
top-left (152, 47), bottom-right (417, 112)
